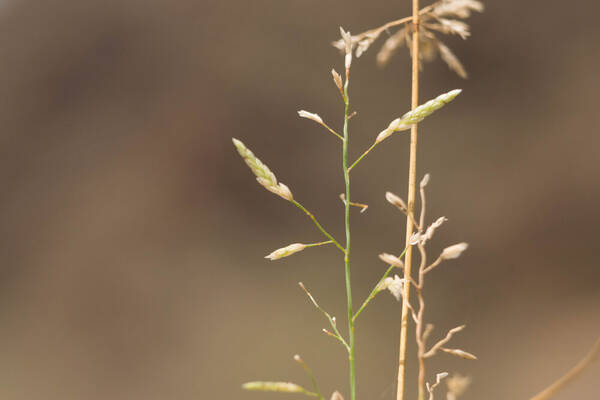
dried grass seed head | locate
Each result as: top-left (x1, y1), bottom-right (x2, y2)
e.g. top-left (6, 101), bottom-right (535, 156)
top-left (379, 253), bottom-right (404, 268)
top-left (433, 0), bottom-right (484, 19)
top-left (420, 173), bottom-right (431, 188)
top-left (441, 242), bottom-right (469, 259)
top-left (330, 391), bottom-right (344, 400)
top-left (298, 110), bottom-right (324, 124)
top-left (379, 275), bottom-right (405, 301)
top-left (331, 68), bottom-right (343, 90)
top-left (415, 216), bottom-right (448, 245)
top-left (339, 27), bottom-right (353, 69)
top-left (386, 191), bottom-right (408, 212)
top-left (446, 374), bottom-right (472, 400)
top-left (440, 348), bottom-right (478, 360)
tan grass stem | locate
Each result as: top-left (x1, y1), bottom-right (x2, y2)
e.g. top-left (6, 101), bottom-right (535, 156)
top-left (397, 0), bottom-right (420, 400)
top-left (528, 338), bottom-right (600, 400)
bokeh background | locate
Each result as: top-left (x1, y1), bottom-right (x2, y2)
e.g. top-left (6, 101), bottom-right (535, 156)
top-left (0, 0), bottom-right (598, 399)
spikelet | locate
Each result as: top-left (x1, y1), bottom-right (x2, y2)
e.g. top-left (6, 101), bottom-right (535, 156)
top-left (433, 0), bottom-right (484, 19)
top-left (379, 275), bottom-right (405, 301)
top-left (330, 391), bottom-right (344, 400)
top-left (232, 138), bottom-right (293, 201)
top-left (379, 253), bottom-right (404, 268)
top-left (331, 69), bottom-right (343, 91)
top-left (446, 374), bottom-right (472, 400)
top-left (441, 242), bottom-right (469, 259)
top-left (242, 381), bottom-right (307, 393)
top-left (440, 348), bottom-right (478, 360)
top-left (298, 110), bottom-right (324, 124)
top-left (386, 192), bottom-right (408, 212)
top-left (418, 216), bottom-right (448, 245)
top-left (437, 40), bottom-right (468, 79)
top-left (398, 89), bottom-right (462, 126)
top-left (376, 89), bottom-right (462, 143)
top-left (376, 27), bottom-right (407, 67)
top-left (265, 243), bottom-right (307, 261)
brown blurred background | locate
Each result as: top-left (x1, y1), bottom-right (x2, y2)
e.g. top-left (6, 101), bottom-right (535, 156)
top-left (0, 0), bottom-right (598, 399)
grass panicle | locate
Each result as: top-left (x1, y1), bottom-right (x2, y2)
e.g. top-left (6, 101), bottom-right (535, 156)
top-left (234, 2), bottom-right (599, 400)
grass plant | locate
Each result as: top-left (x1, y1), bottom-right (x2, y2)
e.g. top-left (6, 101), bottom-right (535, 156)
top-left (233, 1), bottom-right (599, 399)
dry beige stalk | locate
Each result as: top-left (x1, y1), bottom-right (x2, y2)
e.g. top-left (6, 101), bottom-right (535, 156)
top-left (528, 338), bottom-right (600, 400)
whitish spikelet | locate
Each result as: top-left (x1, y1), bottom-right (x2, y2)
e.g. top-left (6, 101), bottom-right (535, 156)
top-left (340, 27), bottom-right (353, 68)
top-left (242, 382), bottom-right (307, 393)
top-left (232, 138), bottom-right (294, 201)
top-left (437, 41), bottom-right (468, 79)
top-left (379, 253), bottom-right (404, 268)
top-left (330, 391), bottom-right (344, 400)
top-left (441, 242), bottom-right (469, 259)
top-left (441, 348), bottom-right (478, 360)
top-left (265, 243), bottom-right (307, 260)
top-left (379, 275), bottom-right (404, 301)
top-left (446, 374), bottom-right (472, 400)
top-left (420, 216), bottom-right (448, 244)
top-left (433, 0), bottom-right (484, 19)
top-left (298, 110), bottom-right (324, 125)
top-left (420, 173), bottom-right (431, 188)
top-left (331, 69), bottom-right (343, 91)
top-left (385, 191), bottom-right (408, 212)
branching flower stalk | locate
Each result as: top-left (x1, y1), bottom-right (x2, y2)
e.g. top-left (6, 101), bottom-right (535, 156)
top-left (340, 27), bottom-right (357, 400)
top-left (380, 176), bottom-right (474, 400)
top-left (234, 23), bottom-right (463, 399)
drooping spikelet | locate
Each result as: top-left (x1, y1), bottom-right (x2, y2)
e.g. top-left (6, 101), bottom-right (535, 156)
top-left (232, 138), bottom-right (293, 201)
top-left (376, 89), bottom-right (462, 142)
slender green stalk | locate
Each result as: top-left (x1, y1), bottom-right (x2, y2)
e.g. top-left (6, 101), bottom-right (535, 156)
top-left (342, 77), bottom-right (356, 400)
top-left (299, 283), bottom-right (350, 351)
top-left (353, 246), bottom-right (408, 322)
top-left (348, 142), bottom-right (377, 172)
top-left (291, 200), bottom-right (345, 253)
top-left (305, 240), bottom-right (334, 248)
top-left (295, 356), bottom-right (325, 400)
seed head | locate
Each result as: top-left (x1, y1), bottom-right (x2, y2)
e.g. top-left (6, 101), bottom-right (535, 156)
top-left (232, 138), bottom-right (294, 201)
top-left (385, 191), bottom-right (407, 212)
top-left (242, 382), bottom-right (306, 393)
top-left (331, 68), bottom-right (343, 91)
top-left (399, 89), bottom-right (462, 127)
top-left (420, 173), bottom-right (430, 188)
top-left (330, 391), bottom-right (344, 400)
top-left (379, 275), bottom-right (404, 301)
top-left (265, 243), bottom-right (307, 261)
top-left (441, 242), bottom-right (469, 259)
top-left (298, 110), bottom-right (324, 125)
top-left (441, 348), bottom-right (478, 360)
top-left (379, 253), bottom-right (404, 268)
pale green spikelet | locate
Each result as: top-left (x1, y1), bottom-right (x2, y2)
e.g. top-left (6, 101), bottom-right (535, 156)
top-left (265, 243), bottom-right (307, 260)
top-left (232, 138), bottom-right (294, 201)
top-left (376, 89), bottom-right (462, 143)
top-left (242, 381), bottom-right (313, 395)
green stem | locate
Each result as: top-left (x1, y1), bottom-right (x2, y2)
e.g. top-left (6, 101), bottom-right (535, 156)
top-left (291, 200), bottom-right (345, 253)
top-left (305, 240), bottom-right (334, 248)
top-left (353, 246), bottom-right (408, 322)
top-left (295, 357), bottom-right (325, 400)
top-left (348, 141), bottom-right (378, 172)
top-left (342, 78), bottom-right (356, 400)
